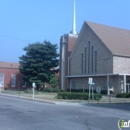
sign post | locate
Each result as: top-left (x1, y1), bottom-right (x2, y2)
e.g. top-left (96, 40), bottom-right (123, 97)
top-left (89, 84), bottom-right (91, 100)
top-left (88, 78), bottom-right (95, 101)
top-left (88, 78), bottom-right (93, 101)
top-left (91, 83), bottom-right (95, 100)
top-left (32, 83), bottom-right (36, 99)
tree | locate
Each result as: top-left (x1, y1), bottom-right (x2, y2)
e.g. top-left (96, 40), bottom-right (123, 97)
top-left (49, 76), bottom-right (59, 88)
top-left (19, 40), bottom-right (59, 89)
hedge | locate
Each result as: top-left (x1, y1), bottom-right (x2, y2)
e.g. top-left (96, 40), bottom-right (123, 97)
top-left (116, 93), bottom-right (130, 98)
top-left (57, 92), bottom-right (102, 100)
top-left (67, 89), bottom-right (107, 95)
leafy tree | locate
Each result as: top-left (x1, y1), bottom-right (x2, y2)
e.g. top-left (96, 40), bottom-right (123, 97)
top-left (49, 76), bottom-right (59, 88)
top-left (19, 41), bottom-right (59, 89)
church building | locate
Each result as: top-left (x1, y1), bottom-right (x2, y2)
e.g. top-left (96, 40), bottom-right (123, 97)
top-left (59, 0), bottom-right (130, 95)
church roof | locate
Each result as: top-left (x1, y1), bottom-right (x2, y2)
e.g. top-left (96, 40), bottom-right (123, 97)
top-left (86, 21), bottom-right (130, 56)
top-left (0, 62), bottom-right (19, 69)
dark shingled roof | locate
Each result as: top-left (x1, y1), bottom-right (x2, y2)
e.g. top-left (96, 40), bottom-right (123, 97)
top-left (86, 21), bottom-right (130, 56)
top-left (0, 62), bottom-right (19, 69)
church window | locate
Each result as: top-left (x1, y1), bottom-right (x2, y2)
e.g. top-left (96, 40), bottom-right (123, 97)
top-left (11, 74), bottom-right (16, 87)
top-left (85, 47), bottom-right (87, 74)
top-left (88, 41), bottom-right (90, 73)
top-left (104, 80), bottom-right (107, 89)
top-left (0, 73), bottom-right (4, 87)
top-left (81, 53), bottom-right (83, 74)
top-left (95, 51), bottom-right (97, 73)
top-left (22, 80), bottom-right (26, 87)
top-left (72, 80), bottom-right (76, 89)
top-left (91, 46), bottom-right (94, 73)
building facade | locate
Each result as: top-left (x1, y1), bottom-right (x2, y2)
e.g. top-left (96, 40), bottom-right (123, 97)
top-left (0, 62), bottom-right (26, 89)
top-left (65, 21), bottom-right (130, 94)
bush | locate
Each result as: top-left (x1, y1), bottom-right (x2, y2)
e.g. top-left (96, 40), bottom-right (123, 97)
top-left (116, 93), bottom-right (130, 98)
top-left (67, 89), bottom-right (107, 95)
top-left (24, 90), bottom-right (30, 93)
top-left (57, 92), bottom-right (102, 100)
top-left (49, 76), bottom-right (58, 88)
top-left (4, 87), bottom-right (8, 90)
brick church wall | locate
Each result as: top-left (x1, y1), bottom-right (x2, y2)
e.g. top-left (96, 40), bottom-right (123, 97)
top-left (113, 56), bottom-right (130, 73)
top-left (70, 23), bottom-right (113, 76)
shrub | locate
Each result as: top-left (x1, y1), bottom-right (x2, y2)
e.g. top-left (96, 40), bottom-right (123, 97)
top-left (100, 90), bottom-right (107, 95)
top-left (4, 87), bottom-right (8, 90)
top-left (24, 90), bottom-right (30, 93)
top-left (67, 88), bottom-right (107, 95)
top-left (43, 88), bottom-right (53, 93)
top-left (116, 93), bottom-right (130, 98)
top-left (57, 92), bottom-right (102, 100)
top-left (49, 76), bottom-right (58, 88)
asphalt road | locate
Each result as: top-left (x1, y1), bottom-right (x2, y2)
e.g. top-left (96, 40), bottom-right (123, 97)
top-left (0, 95), bottom-right (130, 130)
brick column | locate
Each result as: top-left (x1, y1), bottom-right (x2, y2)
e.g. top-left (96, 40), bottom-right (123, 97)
top-left (107, 75), bottom-right (110, 95)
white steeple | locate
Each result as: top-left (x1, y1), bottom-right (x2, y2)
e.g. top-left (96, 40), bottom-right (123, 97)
top-left (71, 0), bottom-right (77, 35)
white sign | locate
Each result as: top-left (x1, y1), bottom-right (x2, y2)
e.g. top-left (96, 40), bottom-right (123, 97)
top-left (96, 86), bottom-right (101, 94)
top-left (88, 78), bottom-right (93, 84)
top-left (32, 83), bottom-right (36, 87)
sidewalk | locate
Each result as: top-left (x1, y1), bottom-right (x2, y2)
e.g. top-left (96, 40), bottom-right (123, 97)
top-left (0, 90), bottom-right (130, 105)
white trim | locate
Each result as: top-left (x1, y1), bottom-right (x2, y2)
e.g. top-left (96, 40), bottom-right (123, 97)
top-left (68, 34), bottom-right (78, 37)
top-left (66, 73), bottom-right (130, 78)
top-left (113, 53), bottom-right (130, 58)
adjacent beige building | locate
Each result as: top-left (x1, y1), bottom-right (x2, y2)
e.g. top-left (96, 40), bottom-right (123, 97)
top-left (61, 21), bottom-right (130, 94)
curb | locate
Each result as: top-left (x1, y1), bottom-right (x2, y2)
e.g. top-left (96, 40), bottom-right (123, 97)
top-left (0, 93), bottom-right (56, 104)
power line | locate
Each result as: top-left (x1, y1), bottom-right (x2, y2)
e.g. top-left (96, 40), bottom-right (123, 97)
top-left (0, 34), bottom-right (32, 43)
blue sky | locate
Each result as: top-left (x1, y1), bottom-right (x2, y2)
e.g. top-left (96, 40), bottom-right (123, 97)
top-left (0, 0), bottom-right (130, 62)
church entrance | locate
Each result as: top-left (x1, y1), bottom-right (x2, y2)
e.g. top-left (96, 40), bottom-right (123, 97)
top-left (126, 84), bottom-right (130, 93)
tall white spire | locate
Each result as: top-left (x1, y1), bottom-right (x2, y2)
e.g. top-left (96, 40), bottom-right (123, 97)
top-left (72, 0), bottom-right (77, 35)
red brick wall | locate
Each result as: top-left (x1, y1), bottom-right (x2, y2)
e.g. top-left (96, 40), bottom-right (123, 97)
top-left (0, 68), bottom-right (26, 89)
top-left (59, 34), bottom-right (78, 90)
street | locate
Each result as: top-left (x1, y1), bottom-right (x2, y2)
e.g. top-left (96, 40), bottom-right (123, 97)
top-left (0, 95), bottom-right (130, 130)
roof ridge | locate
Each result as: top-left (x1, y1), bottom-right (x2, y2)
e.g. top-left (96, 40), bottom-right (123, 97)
top-left (85, 21), bottom-right (130, 32)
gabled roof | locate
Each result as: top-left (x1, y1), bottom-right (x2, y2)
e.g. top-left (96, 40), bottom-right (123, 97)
top-left (86, 21), bottom-right (130, 56)
top-left (0, 62), bottom-right (19, 69)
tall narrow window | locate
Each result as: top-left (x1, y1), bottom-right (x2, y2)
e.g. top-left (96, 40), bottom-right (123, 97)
top-left (91, 46), bottom-right (93, 73)
top-left (81, 53), bottom-right (83, 74)
top-left (88, 41), bottom-right (90, 73)
top-left (85, 47), bottom-right (87, 74)
top-left (0, 73), bottom-right (4, 87)
top-left (72, 80), bottom-right (76, 89)
top-left (95, 51), bottom-right (97, 73)
top-left (11, 74), bottom-right (16, 87)
top-left (22, 80), bottom-right (26, 87)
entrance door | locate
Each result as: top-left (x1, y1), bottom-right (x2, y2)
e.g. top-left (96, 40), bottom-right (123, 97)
top-left (126, 84), bottom-right (130, 93)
